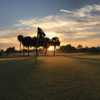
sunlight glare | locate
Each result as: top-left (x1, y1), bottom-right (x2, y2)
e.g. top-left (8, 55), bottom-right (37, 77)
top-left (48, 46), bottom-right (54, 51)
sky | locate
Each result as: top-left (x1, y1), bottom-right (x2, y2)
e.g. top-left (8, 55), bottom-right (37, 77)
top-left (0, 0), bottom-right (100, 49)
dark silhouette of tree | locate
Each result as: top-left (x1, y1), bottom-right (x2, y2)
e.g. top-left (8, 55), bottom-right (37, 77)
top-left (17, 27), bottom-right (61, 56)
top-left (34, 27), bottom-right (46, 56)
top-left (17, 35), bottom-right (23, 54)
top-left (0, 49), bottom-right (4, 56)
top-left (77, 45), bottom-right (83, 49)
top-left (43, 37), bottom-right (51, 56)
top-left (32, 37), bottom-right (39, 56)
top-left (60, 44), bottom-right (76, 53)
top-left (77, 44), bottom-right (83, 52)
top-left (5, 47), bottom-right (16, 55)
top-left (51, 37), bottom-right (60, 56)
top-left (0, 51), bottom-right (1, 56)
top-left (37, 27), bottom-right (46, 38)
top-left (22, 36), bottom-right (32, 56)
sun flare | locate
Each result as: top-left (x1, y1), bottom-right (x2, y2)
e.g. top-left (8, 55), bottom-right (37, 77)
top-left (48, 46), bottom-right (54, 51)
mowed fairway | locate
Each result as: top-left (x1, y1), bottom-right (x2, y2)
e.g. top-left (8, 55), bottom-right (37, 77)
top-left (0, 54), bottom-right (100, 100)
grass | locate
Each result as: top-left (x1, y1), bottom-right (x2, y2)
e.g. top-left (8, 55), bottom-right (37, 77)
top-left (0, 54), bottom-right (100, 100)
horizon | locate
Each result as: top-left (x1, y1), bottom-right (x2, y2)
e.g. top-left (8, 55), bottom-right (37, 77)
top-left (0, 0), bottom-right (100, 49)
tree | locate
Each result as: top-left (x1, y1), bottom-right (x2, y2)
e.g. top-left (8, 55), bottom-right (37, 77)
top-left (43, 37), bottom-right (51, 56)
top-left (17, 35), bottom-right (23, 54)
top-left (0, 49), bottom-right (4, 56)
top-left (51, 37), bottom-right (60, 56)
top-left (32, 37), bottom-right (39, 56)
top-left (17, 27), bottom-right (61, 56)
top-left (22, 36), bottom-right (32, 56)
top-left (37, 27), bottom-right (46, 38)
top-left (5, 47), bottom-right (16, 55)
top-left (60, 44), bottom-right (76, 53)
top-left (34, 27), bottom-right (46, 56)
top-left (77, 44), bottom-right (83, 49)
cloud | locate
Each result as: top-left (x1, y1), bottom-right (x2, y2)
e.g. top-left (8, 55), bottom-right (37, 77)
top-left (60, 4), bottom-right (100, 17)
top-left (18, 4), bottom-right (100, 40)
top-left (1, 4), bottom-right (100, 49)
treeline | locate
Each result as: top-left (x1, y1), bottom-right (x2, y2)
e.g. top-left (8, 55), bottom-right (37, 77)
top-left (0, 47), bottom-right (16, 56)
top-left (60, 44), bottom-right (100, 53)
top-left (1, 44), bottom-right (100, 57)
top-left (17, 35), bottom-right (60, 56)
top-left (17, 27), bottom-right (60, 56)
top-left (0, 27), bottom-right (61, 57)
top-left (1, 27), bottom-right (100, 57)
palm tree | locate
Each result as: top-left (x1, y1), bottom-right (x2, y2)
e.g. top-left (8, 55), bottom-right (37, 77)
top-left (43, 37), bottom-right (51, 56)
top-left (22, 36), bottom-right (32, 56)
top-left (51, 37), bottom-right (60, 56)
top-left (17, 35), bottom-right (23, 55)
top-left (32, 37), bottom-right (39, 56)
top-left (37, 27), bottom-right (46, 38)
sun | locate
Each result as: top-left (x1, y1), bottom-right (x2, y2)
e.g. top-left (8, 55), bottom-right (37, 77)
top-left (48, 46), bottom-right (54, 51)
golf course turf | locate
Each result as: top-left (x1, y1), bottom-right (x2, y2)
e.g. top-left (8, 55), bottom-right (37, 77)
top-left (0, 54), bottom-right (100, 100)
